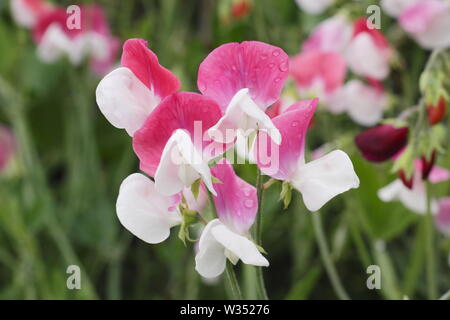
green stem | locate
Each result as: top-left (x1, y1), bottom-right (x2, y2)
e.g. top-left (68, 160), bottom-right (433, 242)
top-left (254, 168), bottom-right (268, 300)
top-left (207, 191), bottom-right (243, 300)
top-left (312, 213), bottom-right (350, 300)
top-left (225, 261), bottom-right (243, 300)
top-left (424, 182), bottom-right (437, 299)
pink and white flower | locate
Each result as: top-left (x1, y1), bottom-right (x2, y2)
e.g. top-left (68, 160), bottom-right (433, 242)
top-left (255, 99), bottom-right (360, 211)
top-left (10, 0), bottom-right (52, 28)
top-left (302, 15), bottom-right (353, 54)
top-left (328, 79), bottom-right (389, 126)
top-left (378, 162), bottom-right (450, 214)
top-left (295, 0), bottom-right (335, 15)
top-left (116, 173), bottom-right (182, 244)
top-left (290, 50), bottom-right (347, 107)
top-left (381, 0), bottom-right (420, 17)
top-left (345, 18), bottom-right (392, 80)
top-left (195, 160), bottom-right (268, 278)
top-left (32, 4), bottom-right (119, 74)
top-left (132, 92), bottom-right (226, 196)
top-left (96, 39), bottom-right (180, 136)
top-left (198, 41), bottom-right (289, 146)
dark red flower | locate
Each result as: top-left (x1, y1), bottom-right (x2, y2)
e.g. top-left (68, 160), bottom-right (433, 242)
top-left (420, 150), bottom-right (436, 181)
top-left (427, 97), bottom-right (447, 125)
top-left (355, 125), bottom-right (409, 162)
top-left (231, 0), bottom-right (251, 19)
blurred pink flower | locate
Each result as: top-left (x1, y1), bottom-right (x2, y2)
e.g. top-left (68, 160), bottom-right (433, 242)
top-left (96, 39), bottom-right (180, 136)
top-left (31, 4), bottom-right (119, 74)
top-left (10, 0), bottom-right (52, 28)
top-left (345, 18), bottom-right (392, 80)
top-left (0, 125), bottom-right (15, 172)
top-left (435, 197), bottom-right (450, 236)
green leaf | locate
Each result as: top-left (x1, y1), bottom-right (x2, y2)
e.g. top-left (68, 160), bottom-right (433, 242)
top-left (191, 179), bottom-right (201, 200)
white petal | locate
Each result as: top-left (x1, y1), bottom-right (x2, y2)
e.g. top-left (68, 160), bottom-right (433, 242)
top-left (36, 24), bottom-right (71, 64)
top-left (208, 88), bottom-right (281, 145)
top-left (295, 0), bottom-right (334, 14)
top-left (155, 130), bottom-right (216, 196)
top-left (378, 178), bottom-right (438, 215)
top-left (381, 0), bottom-right (419, 17)
top-left (195, 219), bottom-right (268, 278)
top-left (413, 8), bottom-right (450, 49)
top-left (10, 0), bottom-right (38, 28)
top-left (345, 33), bottom-right (390, 80)
top-left (291, 150), bottom-right (360, 212)
top-left (211, 224), bottom-right (269, 267)
top-left (96, 67), bottom-right (158, 136)
top-left (116, 173), bottom-right (181, 244)
top-left (195, 219), bottom-right (227, 278)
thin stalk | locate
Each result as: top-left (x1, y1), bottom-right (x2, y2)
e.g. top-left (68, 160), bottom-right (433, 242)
top-left (312, 213), bottom-right (350, 300)
top-left (254, 168), bottom-right (268, 300)
top-left (207, 191), bottom-right (243, 300)
top-left (424, 182), bottom-right (437, 299)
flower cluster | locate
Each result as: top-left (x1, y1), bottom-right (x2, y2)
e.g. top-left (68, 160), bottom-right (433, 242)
top-left (96, 39), bottom-right (360, 278)
top-left (10, 0), bottom-right (119, 75)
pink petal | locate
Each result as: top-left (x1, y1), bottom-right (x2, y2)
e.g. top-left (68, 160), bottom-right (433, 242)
top-left (399, 0), bottom-right (444, 34)
top-left (435, 197), bottom-right (450, 235)
top-left (10, 0), bottom-right (52, 28)
top-left (198, 41), bottom-right (289, 111)
top-left (428, 166), bottom-right (450, 184)
top-left (132, 92), bottom-right (223, 177)
top-left (255, 99), bottom-right (318, 180)
top-left (121, 39), bottom-right (180, 99)
top-left (290, 51), bottom-right (346, 94)
top-left (210, 160), bottom-right (257, 234)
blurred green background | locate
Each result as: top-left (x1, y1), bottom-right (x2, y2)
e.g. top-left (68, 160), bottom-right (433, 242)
top-left (0, 0), bottom-right (449, 299)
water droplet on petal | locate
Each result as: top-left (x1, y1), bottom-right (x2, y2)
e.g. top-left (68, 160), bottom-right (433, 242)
top-left (279, 62), bottom-right (288, 72)
top-left (244, 188), bottom-right (251, 196)
top-left (272, 50), bottom-right (280, 57)
top-left (291, 121), bottom-right (299, 127)
top-left (261, 54), bottom-right (268, 60)
top-left (274, 78), bottom-right (281, 83)
top-left (231, 65), bottom-right (237, 71)
top-left (268, 63), bottom-right (275, 69)
top-left (199, 82), bottom-right (207, 92)
top-left (244, 199), bottom-right (254, 208)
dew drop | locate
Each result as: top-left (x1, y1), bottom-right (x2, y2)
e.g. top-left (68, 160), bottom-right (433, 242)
top-left (291, 121), bottom-right (299, 127)
top-left (274, 77), bottom-right (281, 83)
top-left (199, 82), bottom-right (207, 92)
top-left (279, 62), bottom-right (288, 72)
top-left (261, 54), bottom-right (268, 60)
top-left (272, 50), bottom-right (280, 57)
top-left (268, 63), bottom-right (275, 69)
top-left (231, 65), bottom-right (237, 71)
top-left (244, 188), bottom-right (251, 196)
top-left (244, 199), bottom-right (254, 208)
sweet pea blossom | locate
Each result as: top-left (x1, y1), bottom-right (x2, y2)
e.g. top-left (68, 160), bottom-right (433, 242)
top-left (32, 4), bottom-right (119, 74)
top-left (96, 39), bottom-right (180, 136)
top-left (345, 18), bottom-right (392, 80)
top-left (195, 160), bottom-right (268, 278)
top-left (0, 125), bottom-right (15, 172)
top-left (197, 41), bottom-right (289, 146)
top-left (116, 173), bottom-right (182, 244)
top-left (435, 197), bottom-right (450, 235)
top-left (378, 162), bottom-right (450, 214)
top-left (10, 0), bottom-right (52, 28)
top-left (381, 0), bottom-right (420, 17)
top-left (399, 0), bottom-right (450, 49)
top-left (133, 92), bottom-right (226, 196)
top-left (255, 99), bottom-right (360, 212)
top-left (328, 79), bottom-right (389, 126)
top-left (295, 0), bottom-right (335, 15)
top-left (302, 15), bottom-right (353, 54)
top-left (290, 50), bottom-right (347, 107)
top-left (355, 124), bottom-right (409, 162)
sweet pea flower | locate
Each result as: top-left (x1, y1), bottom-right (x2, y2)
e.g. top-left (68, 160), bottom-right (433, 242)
top-left (435, 197), bottom-right (450, 235)
top-left (378, 162), bottom-right (450, 214)
top-left (381, 0), bottom-right (420, 17)
top-left (133, 92), bottom-right (226, 196)
top-left (195, 160), bottom-right (268, 278)
top-left (355, 125), bottom-right (409, 162)
top-left (0, 125), bottom-right (15, 172)
top-left (295, 0), bottom-right (335, 15)
top-left (302, 15), bottom-right (353, 54)
top-left (197, 41), bottom-right (290, 146)
top-left (345, 18), bottom-right (392, 80)
top-left (290, 50), bottom-right (346, 107)
top-left (32, 4), bottom-right (119, 75)
top-left (10, 0), bottom-right (52, 28)
top-left (116, 173), bottom-right (182, 244)
top-left (255, 99), bottom-right (360, 212)
top-left (328, 79), bottom-right (389, 126)
top-left (399, 0), bottom-right (450, 49)
top-left (96, 39), bottom-right (180, 136)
